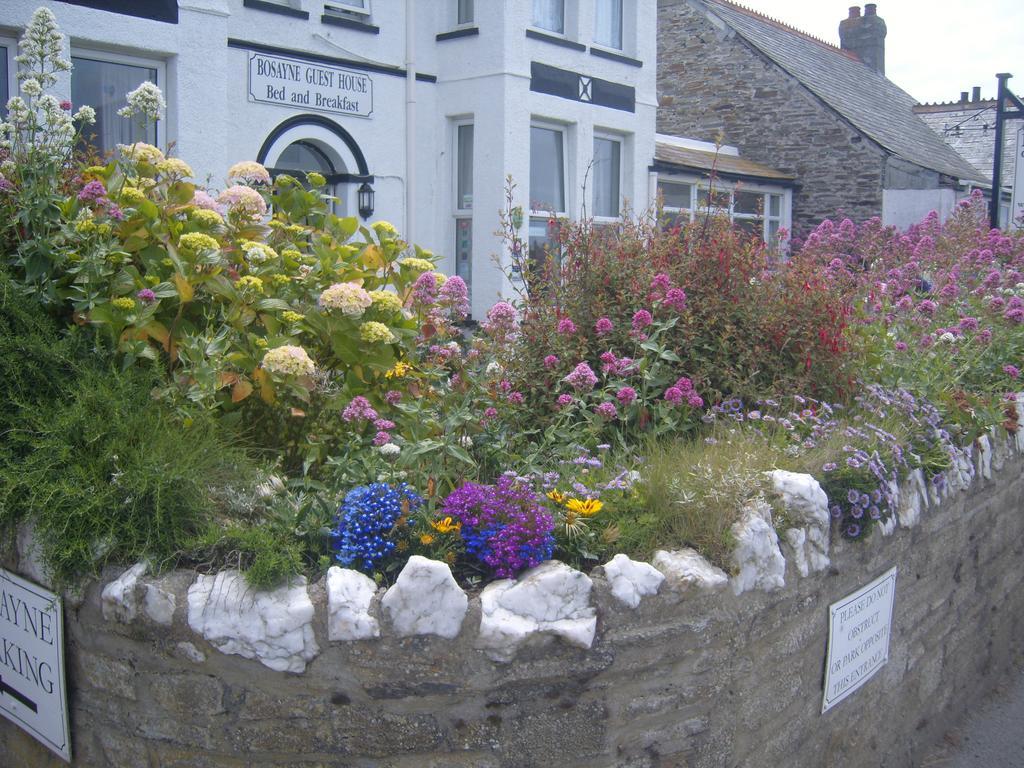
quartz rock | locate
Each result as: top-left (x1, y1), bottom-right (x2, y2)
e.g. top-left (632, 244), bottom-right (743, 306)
top-left (187, 571), bottom-right (319, 673)
top-left (175, 641), bottom-right (207, 664)
top-left (143, 581), bottom-right (176, 626)
top-left (101, 562), bottom-right (149, 623)
top-left (730, 498), bottom-right (786, 595)
top-left (976, 434), bottom-right (993, 480)
top-left (601, 553), bottom-right (664, 608)
top-left (652, 549), bottom-right (728, 591)
top-left (769, 470), bottom-right (830, 576)
top-left (898, 468), bottom-right (928, 528)
top-left (326, 566), bottom-right (380, 641)
top-left (477, 561), bottom-right (596, 662)
top-left (381, 556), bottom-right (467, 639)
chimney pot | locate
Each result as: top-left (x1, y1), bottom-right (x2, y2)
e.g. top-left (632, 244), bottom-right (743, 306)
top-left (839, 4), bottom-right (886, 75)
top-left (972, 86), bottom-right (981, 102)
top-left (865, 3), bottom-right (877, 15)
top-left (848, 6), bottom-right (861, 18)
top-left (960, 91), bottom-right (969, 103)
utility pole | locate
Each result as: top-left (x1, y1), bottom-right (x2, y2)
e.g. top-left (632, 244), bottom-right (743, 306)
top-left (990, 73), bottom-right (1024, 229)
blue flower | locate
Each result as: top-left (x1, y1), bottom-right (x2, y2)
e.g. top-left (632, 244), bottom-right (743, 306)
top-left (331, 483), bottom-right (423, 573)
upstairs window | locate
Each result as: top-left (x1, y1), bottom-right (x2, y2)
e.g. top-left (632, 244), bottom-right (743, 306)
top-left (0, 40), bottom-right (10, 119)
top-left (457, 0), bottom-right (474, 25)
top-left (324, 0), bottom-right (370, 21)
top-left (592, 135), bottom-right (621, 218)
top-left (71, 53), bottom-right (160, 154)
top-left (532, 0), bottom-right (565, 34)
top-left (594, 0), bottom-right (622, 49)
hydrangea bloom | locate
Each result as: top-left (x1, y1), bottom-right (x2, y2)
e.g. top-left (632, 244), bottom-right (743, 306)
top-left (191, 190), bottom-right (221, 211)
top-left (117, 142), bottom-right (164, 165)
top-left (157, 158), bottom-right (194, 178)
top-left (331, 483), bottom-right (423, 572)
top-left (217, 185), bottom-right (267, 218)
top-left (360, 321), bottom-right (395, 344)
top-left (240, 241), bottom-right (277, 264)
top-left (190, 208), bottom-right (224, 227)
top-left (441, 477), bottom-right (555, 578)
top-left (399, 257), bottom-right (434, 273)
top-left (320, 282), bottom-right (372, 316)
top-left (369, 290), bottom-right (403, 314)
top-left (262, 345), bottom-right (315, 377)
top-left (563, 362), bottom-right (598, 392)
top-left (227, 161), bottom-right (271, 185)
top-left (178, 232), bottom-right (220, 254)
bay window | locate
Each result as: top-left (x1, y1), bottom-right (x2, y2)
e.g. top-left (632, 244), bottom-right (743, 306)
top-left (71, 51), bottom-right (162, 154)
top-left (594, 0), bottom-right (623, 49)
top-left (532, 0), bottom-right (565, 34)
top-left (529, 123), bottom-right (568, 273)
top-left (592, 134), bottom-right (621, 219)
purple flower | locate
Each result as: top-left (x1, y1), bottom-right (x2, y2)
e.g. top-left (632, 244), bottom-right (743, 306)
top-left (557, 316), bottom-right (577, 335)
top-left (507, 391), bottom-right (525, 405)
top-left (663, 288), bottom-right (687, 312)
top-left (482, 406), bottom-right (499, 422)
top-left (384, 390), bottom-right (402, 405)
top-left (687, 393), bottom-right (704, 408)
top-left (894, 341), bottom-right (908, 351)
top-left (372, 431), bottom-right (392, 446)
top-left (136, 288), bottom-right (156, 304)
top-left (563, 362), bottom-right (598, 392)
top-left (78, 180), bottom-right (107, 204)
top-left (847, 488), bottom-right (860, 504)
top-left (543, 354), bottom-right (559, 369)
top-left (650, 273), bottom-right (672, 294)
top-left (373, 419), bottom-right (396, 430)
top-left (674, 377), bottom-right (693, 393)
top-left (411, 271), bottom-right (439, 307)
top-left (631, 309), bottom-right (653, 331)
top-left (1005, 307), bottom-right (1024, 324)
top-left (823, 462), bottom-right (837, 472)
top-left (595, 317), bottom-right (614, 335)
top-left (342, 396), bottom-right (378, 423)
top-left (845, 523), bottom-right (862, 538)
top-left (959, 316), bottom-right (979, 332)
top-left (1004, 365), bottom-right (1021, 379)
top-left (556, 394), bottom-right (573, 408)
top-left (917, 300), bottom-right (937, 314)
top-left (664, 387), bottom-right (683, 405)
top-left (615, 386), bottom-right (637, 406)
top-left (107, 205), bottom-right (124, 220)
top-left (595, 402), bottom-right (618, 420)
top-left (438, 275), bottom-right (470, 320)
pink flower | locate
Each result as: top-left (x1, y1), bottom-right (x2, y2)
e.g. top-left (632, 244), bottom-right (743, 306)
top-left (674, 377), bottom-right (693, 393)
top-left (959, 317), bottom-right (979, 332)
top-left (499, 379), bottom-right (512, 393)
top-left (372, 431), bottom-right (392, 446)
top-left (557, 317), bottom-right (577, 335)
top-left (342, 396), bottom-right (378, 423)
top-left (556, 394), bottom-right (573, 408)
top-left (616, 386), bottom-right (637, 406)
top-left (595, 402), bottom-right (618, 420)
top-left (595, 317), bottom-right (614, 335)
top-left (917, 300), bottom-right (937, 314)
top-left (482, 407), bottom-right (499, 422)
top-left (563, 362), bottom-right (598, 392)
top-left (978, 329), bottom-right (992, 344)
top-left (136, 288), bottom-right (156, 303)
top-left (373, 419), bottom-right (396, 430)
top-left (664, 387), bottom-right (684, 405)
top-left (650, 273), bottom-right (672, 294)
top-left (507, 391), bottom-right (524, 405)
top-left (663, 288), bottom-right (687, 312)
top-left (384, 390), bottom-right (402, 405)
top-left (631, 309), bottom-right (653, 331)
top-left (686, 393), bottom-right (704, 408)
top-left (439, 275), bottom-right (470, 320)
top-left (894, 341), bottom-right (908, 351)
top-left (543, 355), bottom-right (559, 369)
top-left (60, 100), bottom-right (72, 111)
top-left (1003, 365), bottom-right (1020, 379)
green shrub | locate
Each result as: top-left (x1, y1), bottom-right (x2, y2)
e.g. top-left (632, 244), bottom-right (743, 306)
top-left (184, 523), bottom-right (307, 591)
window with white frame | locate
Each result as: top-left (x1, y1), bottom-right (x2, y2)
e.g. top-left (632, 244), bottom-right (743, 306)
top-left (529, 123), bottom-right (568, 273)
top-left (594, 0), bottom-right (623, 49)
top-left (532, 0), bottom-right (565, 34)
top-left (658, 179), bottom-right (786, 246)
top-left (454, 122), bottom-right (474, 293)
top-left (324, 0), bottom-right (370, 21)
top-left (592, 134), bottom-right (621, 218)
top-left (71, 51), bottom-right (163, 154)
top-left (0, 38), bottom-right (12, 119)
top-left (457, 0), bottom-right (474, 25)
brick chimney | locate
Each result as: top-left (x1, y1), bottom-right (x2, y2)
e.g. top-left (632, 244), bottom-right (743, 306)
top-left (839, 4), bottom-right (887, 75)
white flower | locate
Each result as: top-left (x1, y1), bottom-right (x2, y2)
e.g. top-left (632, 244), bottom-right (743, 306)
top-left (379, 443), bottom-right (400, 457)
top-left (459, 436), bottom-right (474, 449)
top-left (319, 282), bottom-right (372, 316)
top-left (485, 361), bottom-right (503, 376)
top-left (20, 78), bottom-right (41, 97)
top-left (73, 105), bottom-right (96, 125)
top-left (938, 332), bottom-right (956, 344)
top-left (15, 8), bottom-right (71, 89)
top-left (118, 81), bottom-right (166, 121)
top-left (262, 345), bottom-right (315, 377)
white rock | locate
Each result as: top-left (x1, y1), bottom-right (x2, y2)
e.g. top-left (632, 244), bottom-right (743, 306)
top-left (976, 434), bottom-right (993, 480)
top-left (652, 549), bottom-right (729, 591)
top-left (768, 470), bottom-right (830, 576)
top-left (601, 554), bottom-right (665, 608)
top-left (949, 447), bottom-right (975, 492)
top-left (175, 641), bottom-right (206, 664)
top-left (143, 582), bottom-right (176, 626)
top-left (15, 522), bottom-right (50, 588)
top-left (380, 556), bottom-right (467, 639)
top-left (878, 517), bottom-right (897, 537)
top-left (898, 469), bottom-right (928, 528)
top-left (187, 571), bottom-right (319, 674)
top-left (326, 567), bottom-right (380, 641)
top-left (477, 561), bottom-right (596, 662)
top-left (730, 498), bottom-right (786, 595)
top-left (101, 562), bottom-right (149, 623)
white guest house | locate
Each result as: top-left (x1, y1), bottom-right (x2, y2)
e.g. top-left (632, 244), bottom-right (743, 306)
top-left (0, 0), bottom-right (792, 318)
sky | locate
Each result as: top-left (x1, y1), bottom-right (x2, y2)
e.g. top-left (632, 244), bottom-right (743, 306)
top-left (733, 1), bottom-right (1024, 104)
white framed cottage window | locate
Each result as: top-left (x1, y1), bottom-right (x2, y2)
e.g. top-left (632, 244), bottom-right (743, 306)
top-left (592, 133), bottom-right (622, 219)
top-left (658, 178), bottom-right (789, 247)
top-left (324, 0), bottom-right (370, 20)
top-left (529, 122), bottom-right (569, 273)
top-left (532, 0), bottom-right (565, 34)
top-left (594, 0), bottom-right (623, 50)
top-left (453, 120), bottom-right (474, 294)
top-left (457, 0), bottom-right (474, 25)
top-left (70, 48), bottom-right (164, 154)
top-left (0, 36), bottom-right (14, 119)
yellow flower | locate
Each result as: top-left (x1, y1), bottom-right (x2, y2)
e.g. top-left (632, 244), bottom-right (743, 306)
top-left (385, 361), bottom-right (411, 379)
top-left (190, 209), bottom-right (224, 228)
top-left (369, 290), bottom-right (403, 314)
top-left (270, 274), bottom-right (291, 288)
top-left (111, 297), bottom-right (135, 311)
top-left (227, 161), bottom-right (271, 185)
top-left (262, 344), bottom-right (314, 376)
top-left (254, 338), bottom-right (268, 348)
top-left (399, 257), bottom-right (434, 273)
top-left (565, 498), bottom-right (603, 517)
top-left (178, 232), bottom-right (220, 255)
top-left (430, 516), bottom-right (462, 535)
top-left (306, 171), bottom-right (327, 187)
top-left (546, 490), bottom-right (567, 506)
top-left (74, 217), bottom-right (96, 235)
top-left (157, 158), bottom-right (194, 178)
top-left (396, 540), bottom-right (409, 553)
top-left (419, 533), bottom-right (436, 546)
top-left (360, 321), bottom-right (396, 344)
top-left (240, 240), bottom-right (278, 264)
top-left (236, 276), bottom-right (264, 294)
top-left (281, 311), bottom-right (305, 324)
top-left (118, 186), bottom-right (147, 207)
top-left (96, 223), bottom-right (112, 236)
top-left (281, 249), bottom-right (302, 261)
top-left (373, 220), bottom-right (399, 238)
top-left (145, 275), bottom-right (160, 286)
top-left (444, 551), bottom-right (457, 565)
top-left (117, 142), bottom-right (165, 165)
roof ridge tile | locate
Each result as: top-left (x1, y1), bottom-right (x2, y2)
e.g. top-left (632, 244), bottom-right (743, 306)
top-left (705, 0), bottom-right (858, 60)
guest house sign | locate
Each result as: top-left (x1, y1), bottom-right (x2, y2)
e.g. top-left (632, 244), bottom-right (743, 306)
top-left (248, 52), bottom-right (373, 118)
top-left (822, 566), bottom-right (897, 713)
top-left (0, 568), bottom-right (70, 761)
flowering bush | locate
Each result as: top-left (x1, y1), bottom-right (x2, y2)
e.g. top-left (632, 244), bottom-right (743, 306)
top-left (331, 483), bottom-right (423, 573)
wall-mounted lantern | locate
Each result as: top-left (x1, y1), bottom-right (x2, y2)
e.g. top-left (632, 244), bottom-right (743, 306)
top-left (357, 182), bottom-right (375, 220)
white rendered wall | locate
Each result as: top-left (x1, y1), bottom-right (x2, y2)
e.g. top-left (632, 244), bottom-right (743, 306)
top-left (882, 188), bottom-right (958, 231)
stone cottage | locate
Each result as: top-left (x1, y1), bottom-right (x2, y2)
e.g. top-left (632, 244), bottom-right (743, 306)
top-left (656, 0), bottom-right (988, 234)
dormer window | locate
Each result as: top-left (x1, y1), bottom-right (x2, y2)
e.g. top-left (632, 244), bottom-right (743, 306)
top-left (532, 0), bottom-right (564, 34)
top-left (594, 0), bottom-right (622, 49)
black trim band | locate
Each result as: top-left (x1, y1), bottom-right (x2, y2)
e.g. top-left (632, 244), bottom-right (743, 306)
top-left (589, 47), bottom-right (643, 68)
top-left (258, 115), bottom-right (370, 176)
top-left (436, 27), bottom-right (480, 42)
top-left (320, 14), bottom-right (380, 34)
top-left (526, 29), bottom-right (586, 51)
top-left (56, 0), bottom-right (177, 23)
top-left (530, 61), bottom-right (635, 113)
top-left (244, 0), bottom-right (309, 19)
top-left (228, 39), bottom-right (437, 83)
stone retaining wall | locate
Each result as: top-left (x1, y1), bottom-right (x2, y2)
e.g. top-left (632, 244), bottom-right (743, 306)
top-left (2, 431), bottom-right (1023, 767)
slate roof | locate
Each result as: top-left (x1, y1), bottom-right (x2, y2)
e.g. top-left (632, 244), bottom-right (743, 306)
top-left (700, 0), bottom-right (988, 183)
top-left (655, 141), bottom-right (796, 183)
